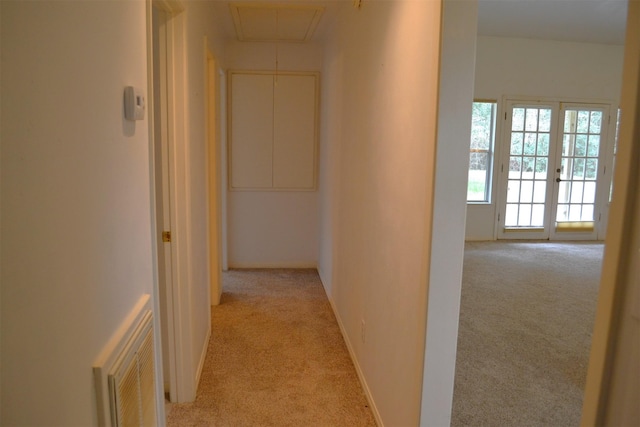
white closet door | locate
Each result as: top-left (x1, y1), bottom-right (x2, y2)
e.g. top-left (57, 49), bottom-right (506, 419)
top-left (273, 74), bottom-right (317, 189)
top-left (230, 73), bottom-right (273, 188)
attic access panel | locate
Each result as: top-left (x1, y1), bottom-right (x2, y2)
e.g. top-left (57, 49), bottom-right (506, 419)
top-left (230, 3), bottom-right (324, 42)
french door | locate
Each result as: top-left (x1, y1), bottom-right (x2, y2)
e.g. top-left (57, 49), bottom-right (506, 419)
top-left (497, 100), bottom-right (611, 240)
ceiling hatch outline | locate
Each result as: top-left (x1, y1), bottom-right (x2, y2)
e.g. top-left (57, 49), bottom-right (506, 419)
top-left (230, 3), bottom-right (325, 42)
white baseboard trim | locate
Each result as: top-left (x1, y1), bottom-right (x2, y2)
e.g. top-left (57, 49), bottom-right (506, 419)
top-left (326, 296), bottom-right (384, 427)
top-left (228, 262), bottom-right (318, 269)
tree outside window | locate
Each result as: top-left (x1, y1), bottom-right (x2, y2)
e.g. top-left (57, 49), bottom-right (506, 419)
top-left (468, 101), bottom-right (497, 202)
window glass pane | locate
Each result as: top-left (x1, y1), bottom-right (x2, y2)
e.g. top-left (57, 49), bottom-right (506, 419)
top-left (587, 135), bottom-right (600, 157)
top-left (535, 158), bottom-right (548, 179)
top-left (533, 181), bottom-right (546, 203)
top-left (512, 108), bottom-right (525, 131)
top-left (564, 111), bottom-right (576, 132)
top-left (532, 204), bottom-right (545, 226)
top-left (571, 181), bottom-right (584, 203)
top-left (584, 182), bottom-right (596, 204)
top-left (573, 158), bottom-right (586, 179)
top-left (539, 109), bottom-right (551, 132)
top-left (505, 204), bottom-right (518, 226)
top-left (577, 111), bottom-right (590, 133)
top-left (585, 159), bottom-right (598, 180)
top-left (563, 134), bottom-right (574, 156)
top-left (589, 111), bottom-right (602, 134)
top-left (557, 203), bottom-right (569, 222)
top-left (575, 135), bottom-right (587, 156)
top-left (524, 133), bottom-right (537, 155)
top-left (510, 133), bottom-right (523, 155)
top-left (582, 204), bottom-right (594, 221)
top-left (509, 157), bottom-right (522, 179)
top-left (507, 180), bottom-right (520, 203)
top-left (468, 153), bottom-right (488, 201)
top-left (525, 109), bottom-right (538, 131)
top-left (523, 157), bottom-right (536, 175)
top-left (518, 204), bottom-right (532, 226)
top-left (467, 101), bottom-right (497, 202)
top-left (569, 204), bottom-right (582, 221)
top-left (520, 180), bottom-right (534, 203)
top-left (558, 181), bottom-right (571, 204)
top-left (537, 134), bottom-right (549, 156)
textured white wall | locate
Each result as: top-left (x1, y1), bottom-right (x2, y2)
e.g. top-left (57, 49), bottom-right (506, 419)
top-left (1, 2), bottom-right (153, 424)
top-left (466, 36), bottom-right (624, 240)
top-left (225, 41), bottom-right (322, 268)
top-left (320, 2), bottom-right (442, 425)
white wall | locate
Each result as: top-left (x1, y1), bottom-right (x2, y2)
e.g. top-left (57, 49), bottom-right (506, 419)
top-left (319, 2), bottom-right (442, 425)
top-left (225, 41), bottom-right (322, 268)
top-left (467, 36), bottom-right (625, 240)
top-left (1, 2), bottom-right (155, 424)
top-left (421, 0), bottom-right (477, 424)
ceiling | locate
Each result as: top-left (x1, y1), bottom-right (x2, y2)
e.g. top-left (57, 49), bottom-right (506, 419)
top-left (477, 0), bottom-right (628, 45)
top-left (213, 0), bottom-right (628, 46)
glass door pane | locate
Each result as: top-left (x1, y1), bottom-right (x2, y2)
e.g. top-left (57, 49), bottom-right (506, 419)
top-left (499, 102), bottom-right (557, 239)
top-left (551, 105), bottom-right (609, 239)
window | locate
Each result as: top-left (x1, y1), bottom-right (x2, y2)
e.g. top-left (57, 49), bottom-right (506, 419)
top-left (609, 108), bottom-right (621, 203)
top-left (468, 101), bottom-right (497, 202)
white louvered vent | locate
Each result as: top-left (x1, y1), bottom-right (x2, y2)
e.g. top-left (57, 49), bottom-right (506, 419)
top-left (94, 295), bottom-right (157, 427)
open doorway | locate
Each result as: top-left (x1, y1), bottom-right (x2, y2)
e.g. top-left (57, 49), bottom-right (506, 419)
top-left (453, 1), bottom-right (627, 424)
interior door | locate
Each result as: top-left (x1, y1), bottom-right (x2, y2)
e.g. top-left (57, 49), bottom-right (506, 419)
top-left (498, 100), bottom-right (611, 240)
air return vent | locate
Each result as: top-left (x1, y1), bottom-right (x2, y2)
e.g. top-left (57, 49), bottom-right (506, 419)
top-left (94, 295), bottom-right (157, 427)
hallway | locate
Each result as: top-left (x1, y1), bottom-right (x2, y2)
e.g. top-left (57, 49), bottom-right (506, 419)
top-left (166, 269), bottom-right (376, 426)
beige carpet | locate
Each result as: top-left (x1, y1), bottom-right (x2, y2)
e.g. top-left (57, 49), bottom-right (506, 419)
top-left (166, 268), bottom-right (376, 427)
top-left (452, 241), bottom-right (604, 426)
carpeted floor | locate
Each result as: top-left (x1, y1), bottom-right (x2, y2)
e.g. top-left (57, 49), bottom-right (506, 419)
top-left (452, 241), bottom-right (604, 426)
top-left (166, 268), bottom-right (376, 427)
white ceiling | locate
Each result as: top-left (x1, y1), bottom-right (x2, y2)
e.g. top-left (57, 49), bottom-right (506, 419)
top-left (477, 0), bottom-right (628, 45)
top-left (213, 0), bottom-right (628, 46)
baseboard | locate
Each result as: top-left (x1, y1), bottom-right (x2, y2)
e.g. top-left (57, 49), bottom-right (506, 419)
top-left (194, 325), bottom-right (211, 391)
top-left (228, 262), bottom-right (318, 269)
top-left (326, 296), bottom-right (384, 427)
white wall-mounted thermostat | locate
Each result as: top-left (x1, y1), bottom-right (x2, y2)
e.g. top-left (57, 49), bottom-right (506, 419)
top-left (124, 86), bottom-right (145, 121)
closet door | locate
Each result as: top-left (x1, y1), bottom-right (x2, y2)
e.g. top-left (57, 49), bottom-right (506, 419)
top-left (273, 75), bottom-right (317, 189)
top-left (229, 73), bottom-right (274, 189)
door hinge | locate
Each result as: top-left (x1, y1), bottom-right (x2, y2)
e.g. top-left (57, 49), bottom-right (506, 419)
top-left (501, 164), bottom-right (504, 173)
top-left (498, 213), bottom-right (501, 222)
top-left (505, 112), bottom-right (507, 120)
top-left (162, 231), bottom-right (172, 243)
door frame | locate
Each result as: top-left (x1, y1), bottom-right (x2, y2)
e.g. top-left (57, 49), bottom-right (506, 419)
top-left (205, 40), bottom-right (223, 305)
top-left (147, 0), bottom-right (198, 405)
top-left (582, 2), bottom-right (640, 422)
top-left (495, 95), bottom-right (617, 240)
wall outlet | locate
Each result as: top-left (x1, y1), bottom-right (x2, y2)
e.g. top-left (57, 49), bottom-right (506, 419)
top-left (361, 319), bottom-right (366, 343)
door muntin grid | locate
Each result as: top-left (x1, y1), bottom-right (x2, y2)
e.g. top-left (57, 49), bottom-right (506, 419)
top-left (555, 108), bottom-right (604, 224)
top-left (505, 106), bottom-right (553, 227)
